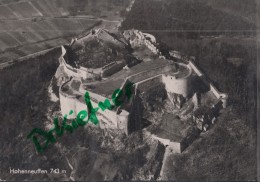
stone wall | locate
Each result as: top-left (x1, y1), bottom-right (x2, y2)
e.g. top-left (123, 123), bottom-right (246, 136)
top-left (124, 30), bottom-right (162, 55)
top-left (101, 61), bottom-right (126, 77)
top-left (188, 60), bottom-right (228, 108)
top-left (117, 109), bottom-right (130, 134)
top-left (151, 135), bottom-right (182, 153)
top-left (188, 60), bottom-right (204, 77)
top-left (135, 75), bottom-right (162, 93)
top-left (60, 46), bottom-right (101, 79)
top-left (128, 94), bottom-right (143, 134)
top-left (59, 90), bottom-right (77, 119)
top-left (59, 78), bottom-right (130, 132)
top-left (127, 65), bottom-right (172, 83)
top-left (61, 60), bottom-right (79, 78)
top-left (58, 29), bottom-right (229, 138)
top-left (143, 33), bottom-right (156, 43)
top-left (209, 84), bottom-right (228, 108)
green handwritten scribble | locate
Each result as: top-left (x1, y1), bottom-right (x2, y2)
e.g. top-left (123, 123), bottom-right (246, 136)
top-left (27, 112), bottom-right (87, 153)
top-left (27, 128), bottom-right (56, 153)
top-left (27, 82), bottom-right (134, 153)
top-left (125, 82), bottom-right (134, 100)
top-left (84, 92), bottom-right (99, 125)
top-left (76, 110), bottom-right (88, 126)
top-left (98, 99), bottom-right (114, 111)
top-left (63, 115), bottom-right (74, 133)
top-left (53, 117), bottom-right (64, 136)
top-left (72, 120), bottom-right (79, 129)
top-left (112, 88), bottom-right (123, 106)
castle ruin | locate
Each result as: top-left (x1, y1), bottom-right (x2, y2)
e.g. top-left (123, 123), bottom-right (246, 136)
top-left (55, 28), bottom-right (228, 153)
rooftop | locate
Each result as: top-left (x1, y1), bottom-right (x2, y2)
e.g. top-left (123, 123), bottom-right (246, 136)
top-left (82, 58), bottom-right (174, 98)
top-left (167, 63), bottom-right (191, 78)
top-left (147, 113), bottom-right (195, 142)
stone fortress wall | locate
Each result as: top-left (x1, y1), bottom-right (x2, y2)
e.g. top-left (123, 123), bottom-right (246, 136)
top-left (152, 135), bottom-right (182, 153)
top-left (169, 50), bottom-right (228, 108)
top-left (61, 29), bottom-right (130, 80)
top-left (59, 46), bottom-right (100, 79)
top-left (126, 29), bottom-right (228, 107)
top-left (59, 62), bottom-right (194, 138)
top-left (101, 61), bottom-right (126, 77)
top-left (127, 65), bottom-right (171, 83)
top-left (61, 45), bottom-right (126, 80)
top-left (59, 80), bottom-right (130, 130)
top-left (124, 29), bottom-right (198, 98)
top-left (188, 60), bottom-right (228, 107)
top-left (58, 29), bottom-right (228, 153)
top-left (134, 75), bottom-right (163, 93)
top-left (124, 30), bottom-right (162, 55)
top-left (58, 31), bottom-right (133, 132)
top-left (59, 77), bottom-right (77, 118)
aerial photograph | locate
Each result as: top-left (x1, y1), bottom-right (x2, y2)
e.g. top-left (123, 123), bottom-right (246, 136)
top-left (0, 0), bottom-right (258, 181)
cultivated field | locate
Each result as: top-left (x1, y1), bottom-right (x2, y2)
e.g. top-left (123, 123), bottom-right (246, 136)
top-left (0, 0), bottom-right (131, 63)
